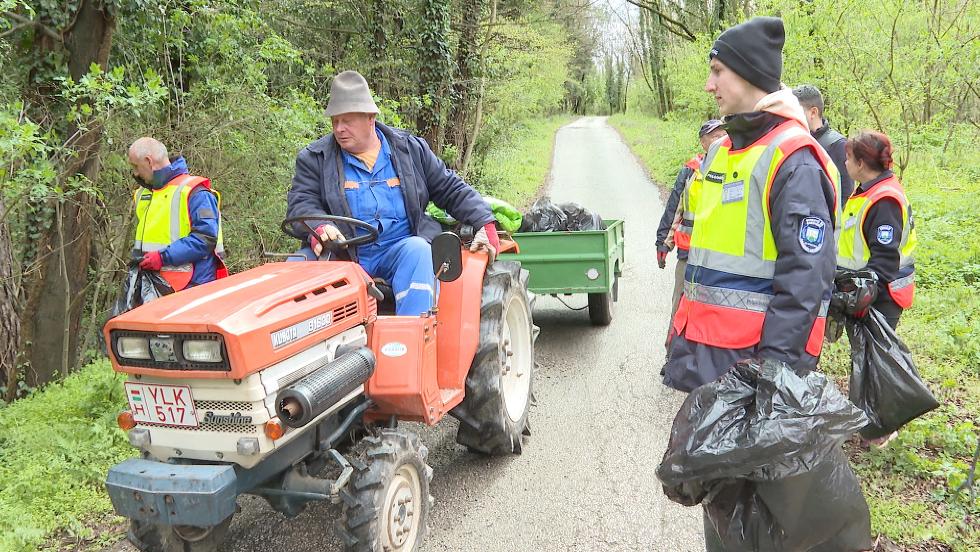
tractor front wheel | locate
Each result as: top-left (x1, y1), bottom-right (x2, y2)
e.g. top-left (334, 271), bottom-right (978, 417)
top-left (452, 261), bottom-right (535, 454)
top-left (339, 428), bottom-right (433, 552)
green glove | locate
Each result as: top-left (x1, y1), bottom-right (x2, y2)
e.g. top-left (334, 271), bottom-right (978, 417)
top-left (484, 196), bottom-right (522, 233)
top-left (425, 203), bottom-right (458, 227)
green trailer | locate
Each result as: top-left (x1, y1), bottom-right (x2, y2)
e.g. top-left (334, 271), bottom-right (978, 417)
top-left (498, 219), bottom-right (625, 326)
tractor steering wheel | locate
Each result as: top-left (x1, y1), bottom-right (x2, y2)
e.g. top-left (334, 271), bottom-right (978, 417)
top-left (281, 215), bottom-right (380, 254)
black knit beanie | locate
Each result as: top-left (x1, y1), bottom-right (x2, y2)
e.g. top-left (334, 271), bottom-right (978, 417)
top-left (709, 17), bottom-right (784, 94)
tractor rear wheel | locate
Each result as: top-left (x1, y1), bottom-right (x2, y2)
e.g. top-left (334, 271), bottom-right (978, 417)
top-left (339, 428), bottom-right (433, 552)
top-left (128, 516), bottom-right (232, 552)
top-left (451, 261), bottom-right (534, 454)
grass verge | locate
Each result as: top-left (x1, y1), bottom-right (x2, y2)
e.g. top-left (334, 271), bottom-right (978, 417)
top-left (610, 112), bottom-right (980, 552)
top-left (470, 114), bottom-right (572, 208)
top-left (0, 116), bottom-right (571, 551)
top-left (0, 360), bottom-right (134, 551)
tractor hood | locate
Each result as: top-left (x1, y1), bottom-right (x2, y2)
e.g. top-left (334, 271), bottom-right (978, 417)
top-left (104, 262), bottom-right (377, 379)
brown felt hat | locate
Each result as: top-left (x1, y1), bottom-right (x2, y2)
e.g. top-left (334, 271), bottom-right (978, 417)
top-left (324, 71), bottom-right (380, 117)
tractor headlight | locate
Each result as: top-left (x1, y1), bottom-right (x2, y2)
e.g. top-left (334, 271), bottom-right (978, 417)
top-left (117, 336), bottom-right (151, 360)
top-left (110, 331), bottom-right (229, 371)
top-left (182, 339), bottom-right (223, 363)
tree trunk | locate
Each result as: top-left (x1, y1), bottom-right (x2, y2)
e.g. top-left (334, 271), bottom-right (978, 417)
top-left (417, 0), bottom-right (453, 150)
top-left (446, 0), bottom-right (484, 169)
top-left (19, 0), bottom-right (116, 388)
top-left (0, 207), bottom-right (21, 401)
top-left (459, 0), bottom-right (497, 176)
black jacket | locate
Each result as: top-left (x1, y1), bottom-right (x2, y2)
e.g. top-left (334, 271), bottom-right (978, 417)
top-left (287, 122), bottom-right (494, 259)
top-left (656, 164), bottom-right (696, 260)
top-left (814, 120), bottom-right (854, 200)
top-left (663, 112), bottom-right (839, 392)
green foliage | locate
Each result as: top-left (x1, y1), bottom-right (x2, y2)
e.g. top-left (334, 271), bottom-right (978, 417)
top-left (469, 115), bottom-right (570, 208)
top-left (610, 114), bottom-right (980, 550)
top-left (0, 360), bottom-right (134, 551)
top-left (475, 15), bottom-right (573, 156)
top-left (607, 113), bottom-right (699, 182)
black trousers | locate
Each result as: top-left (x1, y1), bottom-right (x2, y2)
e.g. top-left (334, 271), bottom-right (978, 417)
top-left (873, 296), bottom-right (903, 329)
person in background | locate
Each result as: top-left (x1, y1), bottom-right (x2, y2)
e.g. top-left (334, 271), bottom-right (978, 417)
top-left (837, 131), bottom-right (917, 329)
top-left (656, 119), bottom-right (727, 328)
top-left (793, 84), bottom-right (855, 199)
top-left (286, 71), bottom-right (497, 316)
top-left (128, 137), bottom-right (226, 291)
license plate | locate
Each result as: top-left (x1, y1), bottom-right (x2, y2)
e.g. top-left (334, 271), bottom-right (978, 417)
top-left (125, 382), bottom-right (198, 427)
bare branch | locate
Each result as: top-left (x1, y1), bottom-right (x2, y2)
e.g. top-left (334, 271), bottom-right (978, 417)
top-left (0, 22), bottom-right (31, 38)
top-left (2, 10), bottom-right (63, 43)
top-left (624, 0), bottom-right (696, 42)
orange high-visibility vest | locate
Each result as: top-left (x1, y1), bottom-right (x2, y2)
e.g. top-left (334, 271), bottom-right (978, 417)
top-left (673, 155), bottom-right (703, 252)
top-left (133, 175), bottom-right (226, 291)
top-left (672, 119), bottom-right (841, 357)
top-left (837, 174), bottom-right (916, 308)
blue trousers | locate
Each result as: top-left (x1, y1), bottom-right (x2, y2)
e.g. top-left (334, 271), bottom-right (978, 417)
top-left (291, 236), bottom-right (434, 316)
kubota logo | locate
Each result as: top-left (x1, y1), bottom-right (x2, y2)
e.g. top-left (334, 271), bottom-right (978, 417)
top-left (381, 342), bottom-right (408, 357)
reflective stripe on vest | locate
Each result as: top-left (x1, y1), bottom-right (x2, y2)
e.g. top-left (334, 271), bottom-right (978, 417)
top-left (133, 175), bottom-right (225, 291)
top-left (675, 155), bottom-right (703, 252)
top-left (837, 174), bottom-right (916, 308)
top-left (674, 119), bottom-right (840, 356)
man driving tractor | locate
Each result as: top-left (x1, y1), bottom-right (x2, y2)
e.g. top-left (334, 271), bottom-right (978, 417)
top-left (286, 70), bottom-right (499, 315)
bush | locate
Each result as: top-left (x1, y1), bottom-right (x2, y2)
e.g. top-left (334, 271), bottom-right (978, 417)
top-left (0, 360), bottom-right (134, 551)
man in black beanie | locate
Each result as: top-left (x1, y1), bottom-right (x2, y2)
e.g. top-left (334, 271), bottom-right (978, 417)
top-left (662, 18), bottom-right (869, 546)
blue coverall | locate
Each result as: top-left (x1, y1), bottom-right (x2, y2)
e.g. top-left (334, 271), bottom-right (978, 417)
top-left (295, 130), bottom-right (435, 316)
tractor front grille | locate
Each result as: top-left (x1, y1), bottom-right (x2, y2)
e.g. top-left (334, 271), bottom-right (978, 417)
top-left (136, 420), bottom-right (258, 433)
top-left (194, 399), bottom-right (251, 411)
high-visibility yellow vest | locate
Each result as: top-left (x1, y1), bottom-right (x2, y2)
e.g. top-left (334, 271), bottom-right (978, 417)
top-left (837, 173), bottom-right (916, 308)
top-left (674, 155), bottom-right (703, 251)
top-left (673, 119), bottom-right (841, 357)
top-left (133, 174), bottom-right (225, 291)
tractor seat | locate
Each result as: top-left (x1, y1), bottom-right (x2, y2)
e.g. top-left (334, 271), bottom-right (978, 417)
top-left (372, 278), bottom-right (397, 315)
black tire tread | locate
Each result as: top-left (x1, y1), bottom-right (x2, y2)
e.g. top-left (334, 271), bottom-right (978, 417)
top-left (338, 428), bottom-right (433, 552)
top-left (128, 517), bottom-right (231, 552)
top-left (451, 261), bottom-right (534, 455)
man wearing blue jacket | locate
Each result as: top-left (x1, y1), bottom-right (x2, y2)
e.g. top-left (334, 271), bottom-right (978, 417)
top-left (287, 71), bottom-right (498, 316)
top-left (128, 137), bottom-right (225, 291)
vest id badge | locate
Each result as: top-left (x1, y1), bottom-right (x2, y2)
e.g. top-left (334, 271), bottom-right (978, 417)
top-left (722, 181), bottom-right (745, 204)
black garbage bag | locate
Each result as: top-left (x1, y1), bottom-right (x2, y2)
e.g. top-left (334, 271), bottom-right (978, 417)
top-left (556, 201), bottom-right (605, 231)
top-left (110, 264), bottom-right (175, 318)
top-left (657, 358), bottom-right (872, 551)
top-left (845, 308), bottom-right (939, 440)
top-left (519, 197), bottom-right (568, 232)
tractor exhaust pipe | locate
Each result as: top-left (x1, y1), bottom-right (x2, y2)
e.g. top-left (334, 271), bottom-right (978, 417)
top-left (276, 347), bottom-right (375, 428)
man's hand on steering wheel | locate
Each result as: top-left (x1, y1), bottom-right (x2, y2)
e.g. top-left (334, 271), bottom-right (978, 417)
top-left (311, 224), bottom-right (345, 256)
top-left (281, 215), bottom-right (380, 260)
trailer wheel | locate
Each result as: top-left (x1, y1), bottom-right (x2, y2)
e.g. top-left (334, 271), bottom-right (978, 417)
top-left (339, 428), bottom-right (433, 552)
top-left (452, 261), bottom-right (534, 454)
top-left (587, 275), bottom-right (617, 326)
top-left (128, 516), bottom-right (231, 552)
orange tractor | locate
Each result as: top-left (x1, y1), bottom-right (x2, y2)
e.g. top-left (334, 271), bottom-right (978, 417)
top-left (104, 216), bottom-right (536, 552)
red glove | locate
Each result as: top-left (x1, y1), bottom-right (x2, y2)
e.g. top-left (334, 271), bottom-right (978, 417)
top-left (656, 247), bottom-right (669, 269)
top-left (140, 251), bottom-right (163, 271)
top-left (483, 222), bottom-right (500, 251)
